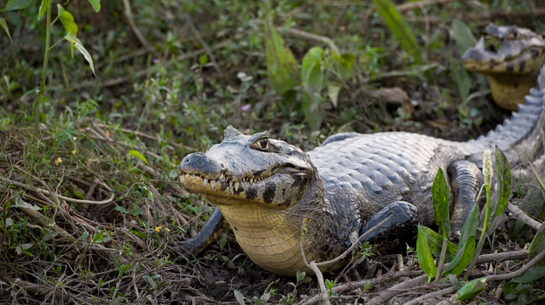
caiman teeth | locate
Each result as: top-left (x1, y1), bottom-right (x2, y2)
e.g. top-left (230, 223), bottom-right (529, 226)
top-left (229, 181), bottom-right (233, 188)
top-left (204, 178), bottom-right (208, 187)
top-left (235, 182), bottom-right (239, 190)
top-left (250, 178), bottom-right (254, 183)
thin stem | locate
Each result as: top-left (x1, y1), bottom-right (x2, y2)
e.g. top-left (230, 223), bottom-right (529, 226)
top-left (49, 38), bottom-right (64, 51)
top-left (434, 233), bottom-right (448, 282)
top-left (35, 0), bottom-right (54, 136)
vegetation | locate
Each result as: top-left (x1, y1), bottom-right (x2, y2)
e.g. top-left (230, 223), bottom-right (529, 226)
top-left (1, 0), bottom-right (545, 303)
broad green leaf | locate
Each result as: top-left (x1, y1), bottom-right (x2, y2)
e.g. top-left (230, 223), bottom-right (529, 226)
top-left (301, 92), bottom-right (323, 131)
top-left (442, 203), bottom-right (479, 275)
top-left (38, 0), bottom-right (50, 19)
top-left (450, 20), bottom-right (476, 55)
top-left (442, 235), bottom-right (475, 276)
top-left (416, 225), bottom-right (436, 281)
top-left (457, 278), bottom-right (486, 301)
top-left (87, 0), bottom-right (101, 12)
top-left (264, 22), bottom-right (300, 95)
top-left (301, 47), bottom-right (324, 92)
top-left (58, 5), bottom-right (78, 36)
top-left (529, 225), bottom-right (545, 268)
top-left (512, 266), bottom-right (545, 283)
top-left (2, 0), bottom-right (32, 12)
top-left (128, 150), bottom-right (148, 165)
top-left (432, 167), bottom-right (450, 234)
top-left (421, 226), bottom-right (457, 262)
top-left (371, 0), bottom-right (421, 63)
top-left (63, 33), bottom-right (96, 75)
top-left (339, 53), bottom-right (355, 80)
top-left (492, 145), bottom-right (511, 217)
top-left (327, 84), bottom-right (341, 108)
top-left (0, 17), bottom-right (11, 43)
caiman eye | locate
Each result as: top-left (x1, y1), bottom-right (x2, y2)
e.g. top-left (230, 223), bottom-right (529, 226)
top-left (252, 138), bottom-right (276, 152)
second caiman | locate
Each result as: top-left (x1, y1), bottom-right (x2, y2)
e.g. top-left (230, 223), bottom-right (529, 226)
top-left (174, 46), bottom-right (545, 278)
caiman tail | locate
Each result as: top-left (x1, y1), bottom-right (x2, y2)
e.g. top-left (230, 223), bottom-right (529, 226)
top-left (466, 64), bottom-right (545, 166)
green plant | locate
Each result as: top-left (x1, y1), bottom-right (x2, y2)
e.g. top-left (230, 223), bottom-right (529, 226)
top-left (0, 0), bottom-right (99, 136)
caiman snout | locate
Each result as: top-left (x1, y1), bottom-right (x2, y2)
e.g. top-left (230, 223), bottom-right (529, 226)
top-left (178, 153), bottom-right (222, 177)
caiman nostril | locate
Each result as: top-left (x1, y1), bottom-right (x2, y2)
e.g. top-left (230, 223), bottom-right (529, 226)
top-left (179, 152), bottom-right (222, 177)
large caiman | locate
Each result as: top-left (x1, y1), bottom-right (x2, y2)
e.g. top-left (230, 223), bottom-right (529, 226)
top-left (173, 37), bottom-right (545, 278)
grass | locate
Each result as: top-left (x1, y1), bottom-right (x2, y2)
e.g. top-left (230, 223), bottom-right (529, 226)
top-left (1, 0), bottom-right (545, 303)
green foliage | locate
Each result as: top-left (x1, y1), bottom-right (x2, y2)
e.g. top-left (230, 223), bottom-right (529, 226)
top-left (1, 0), bottom-right (33, 12)
top-left (492, 145), bottom-right (511, 217)
top-left (0, 17), bottom-right (11, 42)
top-left (371, 0), bottom-right (421, 63)
top-left (128, 150), bottom-right (148, 165)
top-left (263, 22), bottom-right (300, 95)
top-left (420, 226), bottom-right (457, 262)
top-left (416, 225), bottom-right (436, 281)
top-left (450, 19), bottom-right (477, 55)
top-left (457, 278), bottom-right (486, 301)
top-left (442, 204), bottom-right (478, 276)
top-left (58, 4), bottom-right (78, 36)
top-left (432, 167), bottom-right (450, 235)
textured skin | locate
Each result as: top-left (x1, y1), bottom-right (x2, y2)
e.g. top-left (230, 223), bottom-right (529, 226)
top-left (462, 24), bottom-right (545, 110)
top-left (175, 67), bottom-right (545, 277)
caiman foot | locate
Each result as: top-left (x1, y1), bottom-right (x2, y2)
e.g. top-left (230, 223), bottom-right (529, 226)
top-left (359, 201), bottom-right (419, 253)
top-left (170, 207), bottom-right (229, 262)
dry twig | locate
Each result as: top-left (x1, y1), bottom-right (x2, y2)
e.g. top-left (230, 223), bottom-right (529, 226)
top-left (507, 202), bottom-right (542, 231)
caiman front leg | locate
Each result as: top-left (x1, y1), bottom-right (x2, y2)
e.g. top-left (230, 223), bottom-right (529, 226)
top-left (359, 201), bottom-right (419, 252)
top-left (447, 160), bottom-right (483, 240)
top-left (172, 207), bottom-right (229, 261)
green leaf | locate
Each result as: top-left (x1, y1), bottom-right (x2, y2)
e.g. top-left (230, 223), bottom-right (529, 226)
top-left (442, 235), bottom-right (475, 276)
top-left (371, 0), bottom-right (421, 63)
top-left (450, 57), bottom-right (471, 103)
top-left (264, 22), bottom-right (300, 95)
top-left (529, 225), bottom-right (545, 268)
top-left (86, 0), bottom-right (101, 12)
top-left (492, 145), bottom-right (511, 217)
top-left (338, 53), bottom-right (355, 80)
top-left (421, 226), bottom-right (457, 262)
top-left (416, 225), bottom-right (436, 280)
top-left (327, 84), bottom-right (341, 108)
top-left (450, 20), bottom-right (477, 55)
top-left (38, 0), bottom-right (50, 19)
top-left (0, 17), bottom-right (11, 43)
top-left (58, 4), bottom-right (78, 36)
top-left (63, 33), bottom-right (96, 75)
top-left (128, 150), bottom-right (148, 165)
top-left (2, 0), bottom-right (33, 12)
top-left (301, 47), bottom-right (324, 92)
top-left (432, 167), bottom-right (450, 235)
top-left (457, 278), bottom-right (486, 301)
top-left (442, 203), bottom-right (479, 275)
top-left (115, 205), bottom-right (127, 213)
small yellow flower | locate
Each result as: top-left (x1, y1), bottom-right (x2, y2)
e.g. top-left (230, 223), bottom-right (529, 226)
top-left (155, 227), bottom-right (169, 232)
top-left (106, 130), bottom-right (110, 137)
top-left (482, 149), bottom-right (493, 186)
top-left (55, 157), bottom-right (62, 165)
top-left (72, 150), bottom-right (76, 155)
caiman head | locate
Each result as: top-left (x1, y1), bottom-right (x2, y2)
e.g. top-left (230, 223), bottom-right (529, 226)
top-left (462, 24), bottom-right (545, 110)
top-left (178, 126), bottom-right (327, 275)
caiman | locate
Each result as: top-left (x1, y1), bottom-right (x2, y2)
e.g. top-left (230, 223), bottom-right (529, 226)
top-left (462, 23), bottom-right (545, 111)
top-left (173, 35), bottom-right (545, 278)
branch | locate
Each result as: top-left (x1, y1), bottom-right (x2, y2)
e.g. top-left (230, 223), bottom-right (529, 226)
top-left (507, 202), bottom-right (542, 231)
top-left (1, 176), bottom-right (115, 205)
top-left (316, 216), bottom-right (391, 268)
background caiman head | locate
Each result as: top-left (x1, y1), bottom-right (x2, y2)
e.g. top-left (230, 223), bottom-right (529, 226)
top-left (178, 125), bottom-right (317, 209)
top-left (461, 23), bottom-right (545, 110)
